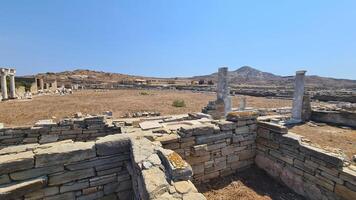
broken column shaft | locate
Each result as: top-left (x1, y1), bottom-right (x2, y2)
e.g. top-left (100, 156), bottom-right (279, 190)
top-left (291, 70), bottom-right (306, 122)
top-left (217, 67), bottom-right (232, 116)
top-left (9, 74), bottom-right (16, 99)
top-left (0, 73), bottom-right (8, 100)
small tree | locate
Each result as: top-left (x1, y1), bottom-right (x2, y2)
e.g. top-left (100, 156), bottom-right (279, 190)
top-left (198, 79), bottom-right (205, 85)
top-left (208, 80), bottom-right (214, 85)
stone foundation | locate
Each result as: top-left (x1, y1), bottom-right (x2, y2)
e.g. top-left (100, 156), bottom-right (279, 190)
top-left (0, 115), bottom-right (120, 148)
top-left (256, 121), bottom-right (356, 200)
top-left (0, 111), bottom-right (355, 200)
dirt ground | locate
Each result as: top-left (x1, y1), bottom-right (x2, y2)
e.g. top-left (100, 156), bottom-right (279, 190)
top-left (198, 166), bottom-right (305, 200)
top-left (290, 123), bottom-right (356, 161)
top-left (0, 89), bottom-right (354, 162)
top-left (0, 89), bottom-right (291, 127)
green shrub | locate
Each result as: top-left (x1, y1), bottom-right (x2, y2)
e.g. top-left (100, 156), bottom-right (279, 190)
top-left (139, 91), bottom-right (150, 95)
top-left (172, 99), bottom-right (186, 107)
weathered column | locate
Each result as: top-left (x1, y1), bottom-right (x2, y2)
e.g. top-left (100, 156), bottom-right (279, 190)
top-left (291, 70), bottom-right (306, 122)
top-left (39, 79), bottom-right (44, 90)
top-left (9, 74), bottom-right (16, 99)
top-left (217, 67), bottom-right (232, 116)
top-left (239, 96), bottom-right (246, 110)
top-left (1, 74), bottom-right (8, 100)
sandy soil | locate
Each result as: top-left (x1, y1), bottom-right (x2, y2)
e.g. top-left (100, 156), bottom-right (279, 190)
top-left (0, 89), bottom-right (291, 127)
top-left (0, 89), bottom-right (354, 162)
top-left (198, 166), bottom-right (305, 200)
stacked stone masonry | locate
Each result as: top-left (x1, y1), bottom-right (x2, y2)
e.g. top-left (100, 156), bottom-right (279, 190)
top-left (1, 111), bottom-right (355, 200)
top-left (0, 115), bottom-right (120, 148)
top-left (0, 132), bottom-right (206, 200)
top-left (255, 121), bottom-right (356, 200)
top-left (157, 112), bottom-right (258, 184)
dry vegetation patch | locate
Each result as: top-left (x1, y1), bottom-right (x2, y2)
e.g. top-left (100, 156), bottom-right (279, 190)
top-left (0, 89), bottom-right (291, 126)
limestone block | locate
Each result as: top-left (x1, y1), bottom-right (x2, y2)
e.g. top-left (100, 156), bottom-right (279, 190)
top-left (226, 111), bottom-right (258, 122)
top-left (173, 180), bottom-right (198, 194)
top-left (49, 168), bottom-right (95, 185)
top-left (95, 134), bottom-right (130, 156)
top-left (235, 126), bottom-right (249, 134)
top-left (89, 173), bottom-right (117, 187)
top-left (216, 120), bottom-right (236, 131)
top-left (10, 165), bottom-right (64, 181)
top-left (39, 135), bottom-right (59, 144)
top-left (299, 144), bottom-right (345, 168)
top-left (257, 121), bottom-right (287, 134)
top-left (44, 192), bottom-right (75, 200)
top-left (35, 142), bottom-right (96, 167)
top-left (60, 180), bottom-right (89, 193)
top-left (142, 167), bottom-right (170, 199)
top-left (66, 154), bottom-right (127, 170)
top-left (0, 151), bottom-right (34, 174)
top-left (0, 176), bottom-right (47, 199)
top-left (207, 142), bottom-right (226, 151)
top-left (24, 186), bottom-right (59, 199)
top-left (196, 132), bottom-right (232, 144)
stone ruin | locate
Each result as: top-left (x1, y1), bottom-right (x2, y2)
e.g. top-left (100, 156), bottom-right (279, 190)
top-left (202, 67), bottom-right (232, 119)
top-left (0, 68), bottom-right (17, 101)
top-left (0, 68), bottom-right (355, 200)
top-left (0, 109), bottom-right (355, 200)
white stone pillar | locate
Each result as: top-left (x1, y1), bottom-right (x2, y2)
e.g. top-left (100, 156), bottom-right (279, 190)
top-left (39, 79), bottom-right (44, 90)
top-left (291, 70), bottom-right (306, 122)
top-left (9, 75), bottom-right (16, 99)
top-left (1, 74), bottom-right (8, 100)
top-left (217, 67), bottom-right (232, 116)
top-left (239, 97), bottom-right (246, 110)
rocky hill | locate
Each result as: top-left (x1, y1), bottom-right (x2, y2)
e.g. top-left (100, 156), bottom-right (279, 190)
top-left (25, 67), bottom-right (356, 89)
top-left (193, 66), bottom-right (356, 89)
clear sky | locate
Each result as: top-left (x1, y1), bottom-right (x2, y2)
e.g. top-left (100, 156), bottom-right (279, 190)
top-left (0, 0), bottom-right (355, 79)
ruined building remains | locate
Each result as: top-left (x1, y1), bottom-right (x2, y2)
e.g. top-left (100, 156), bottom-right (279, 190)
top-left (203, 67), bottom-right (232, 119)
top-left (0, 68), bottom-right (16, 101)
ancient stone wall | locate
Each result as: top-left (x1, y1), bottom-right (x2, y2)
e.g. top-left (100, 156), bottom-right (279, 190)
top-left (157, 112), bottom-right (258, 184)
top-left (0, 133), bottom-right (206, 200)
top-left (255, 121), bottom-right (356, 200)
top-left (311, 110), bottom-right (356, 128)
top-left (0, 136), bottom-right (132, 200)
top-left (0, 116), bottom-right (120, 148)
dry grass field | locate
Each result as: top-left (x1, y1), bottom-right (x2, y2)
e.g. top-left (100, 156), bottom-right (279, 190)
top-left (0, 89), bottom-right (291, 126)
top-left (0, 89), bottom-right (354, 162)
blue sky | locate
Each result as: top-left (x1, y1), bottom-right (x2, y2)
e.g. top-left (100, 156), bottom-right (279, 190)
top-left (0, 0), bottom-right (355, 79)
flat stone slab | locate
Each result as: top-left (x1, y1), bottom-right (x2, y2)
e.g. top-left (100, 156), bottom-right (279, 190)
top-left (34, 142), bottom-right (96, 167)
top-left (139, 121), bottom-right (163, 130)
top-left (0, 176), bottom-right (47, 199)
top-left (0, 151), bottom-right (34, 174)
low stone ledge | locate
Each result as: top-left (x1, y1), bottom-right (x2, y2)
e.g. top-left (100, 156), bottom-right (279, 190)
top-left (0, 151), bottom-right (34, 174)
top-left (226, 111), bottom-right (259, 122)
top-left (257, 121), bottom-right (288, 134)
top-left (0, 176), bottom-right (47, 199)
top-left (34, 141), bottom-right (96, 167)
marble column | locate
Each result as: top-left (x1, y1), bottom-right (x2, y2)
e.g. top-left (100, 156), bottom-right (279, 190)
top-left (39, 79), bottom-right (44, 90)
top-left (217, 67), bottom-right (232, 116)
top-left (1, 74), bottom-right (8, 100)
top-left (9, 75), bottom-right (16, 99)
top-left (239, 97), bottom-right (246, 110)
top-left (291, 70), bottom-right (306, 122)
